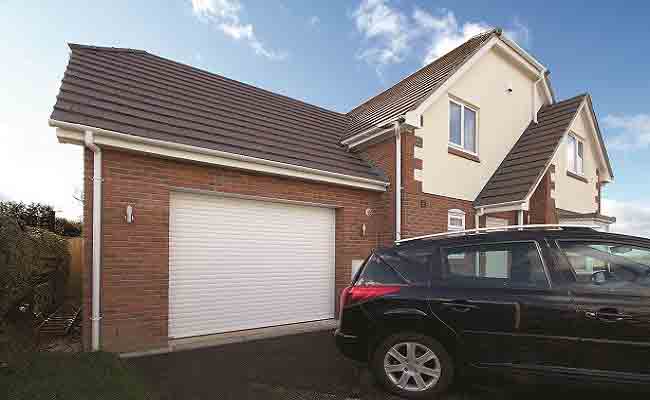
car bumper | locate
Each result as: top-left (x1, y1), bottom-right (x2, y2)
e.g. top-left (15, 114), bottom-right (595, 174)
top-left (334, 328), bottom-right (367, 362)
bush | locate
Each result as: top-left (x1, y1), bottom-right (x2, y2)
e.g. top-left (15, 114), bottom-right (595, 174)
top-left (0, 214), bottom-right (70, 320)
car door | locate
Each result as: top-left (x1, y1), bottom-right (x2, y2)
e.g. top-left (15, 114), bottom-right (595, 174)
top-left (430, 239), bottom-right (580, 371)
top-left (553, 239), bottom-right (650, 380)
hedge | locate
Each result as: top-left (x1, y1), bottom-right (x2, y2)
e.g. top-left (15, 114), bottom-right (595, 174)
top-left (0, 214), bottom-right (70, 320)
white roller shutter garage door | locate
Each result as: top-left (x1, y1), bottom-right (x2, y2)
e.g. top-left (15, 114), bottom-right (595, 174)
top-left (169, 191), bottom-right (336, 339)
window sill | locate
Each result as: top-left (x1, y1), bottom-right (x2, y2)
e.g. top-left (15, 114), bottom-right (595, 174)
top-left (448, 146), bottom-right (480, 163)
top-left (567, 170), bottom-right (588, 183)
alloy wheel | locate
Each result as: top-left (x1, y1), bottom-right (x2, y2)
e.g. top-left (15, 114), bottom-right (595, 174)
top-left (383, 341), bottom-right (441, 392)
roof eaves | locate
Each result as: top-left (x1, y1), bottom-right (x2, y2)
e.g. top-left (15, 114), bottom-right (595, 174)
top-left (68, 43), bottom-right (147, 54)
top-left (583, 94), bottom-right (614, 179)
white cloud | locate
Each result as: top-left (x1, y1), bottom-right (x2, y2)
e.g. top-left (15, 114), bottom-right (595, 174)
top-left (190, 0), bottom-right (287, 60)
top-left (602, 199), bottom-right (650, 238)
top-left (351, 0), bottom-right (531, 73)
top-left (504, 17), bottom-right (530, 48)
top-left (602, 113), bottom-right (650, 150)
top-left (415, 8), bottom-right (491, 65)
top-left (352, 0), bottom-right (410, 72)
top-left (309, 16), bottom-right (320, 26)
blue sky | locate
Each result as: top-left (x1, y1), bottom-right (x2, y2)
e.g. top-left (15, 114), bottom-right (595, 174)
top-left (1, 0), bottom-right (649, 234)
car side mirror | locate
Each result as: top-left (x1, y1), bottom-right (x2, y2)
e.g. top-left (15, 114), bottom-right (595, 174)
top-left (591, 270), bottom-right (608, 285)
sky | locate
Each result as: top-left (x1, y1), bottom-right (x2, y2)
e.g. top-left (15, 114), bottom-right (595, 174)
top-left (0, 0), bottom-right (649, 235)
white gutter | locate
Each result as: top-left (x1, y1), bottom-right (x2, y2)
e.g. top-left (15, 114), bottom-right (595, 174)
top-left (499, 34), bottom-right (546, 72)
top-left (341, 123), bottom-right (400, 149)
top-left (84, 130), bottom-right (102, 352)
top-left (50, 119), bottom-right (388, 192)
top-left (394, 122), bottom-right (401, 241)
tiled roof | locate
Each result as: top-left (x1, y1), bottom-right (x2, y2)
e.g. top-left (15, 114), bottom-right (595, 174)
top-left (475, 94), bottom-right (587, 207)
top-left (557, 208), bottom-right (616, 223)
top-left (343, 29), bottom-right (498, 140)
top-left (50, 44), bottom-right (387, 183)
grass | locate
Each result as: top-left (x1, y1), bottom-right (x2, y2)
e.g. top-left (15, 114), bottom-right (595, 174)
top-left (0, 351), bottom-right (154, 400)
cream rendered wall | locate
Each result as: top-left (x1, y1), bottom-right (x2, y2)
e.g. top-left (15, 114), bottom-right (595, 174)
top-left (417, 46), bottom-right (547, 200)
top-left (552, 108), bottom-right (599, 213)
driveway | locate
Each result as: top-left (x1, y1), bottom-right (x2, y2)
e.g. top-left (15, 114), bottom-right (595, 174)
top-left (126, 330), bottom-right (600, 400)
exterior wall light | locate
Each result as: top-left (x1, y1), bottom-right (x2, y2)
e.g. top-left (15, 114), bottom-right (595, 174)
top-left (125, 204), bottom-right (135, 224)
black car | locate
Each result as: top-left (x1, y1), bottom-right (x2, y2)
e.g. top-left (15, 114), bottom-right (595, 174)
top-left (335, 225), bottom-right (650, 398)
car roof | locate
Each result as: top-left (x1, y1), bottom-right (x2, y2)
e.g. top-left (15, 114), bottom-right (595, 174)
top-left (389, 228), bottom-right (650, 252)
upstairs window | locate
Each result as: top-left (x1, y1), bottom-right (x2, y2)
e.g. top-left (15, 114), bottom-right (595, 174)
top-left (567, 133), bottom-right (584, 175)
top-left (449, 99), bottom-right (477, 153)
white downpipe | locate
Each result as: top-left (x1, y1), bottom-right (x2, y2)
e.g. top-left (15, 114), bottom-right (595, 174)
top-left (532, 71), bottom-right (546, 123)
top-left (84, 130), bottom-right (102, 351)
top-left (395, 123), bottom-right (401, 241)
top-left (517, 210), bottom-right (525, 227)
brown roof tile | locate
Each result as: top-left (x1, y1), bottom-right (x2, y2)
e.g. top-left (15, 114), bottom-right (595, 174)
top-left (474, 94), bottom-right (587, 207)
top-left (51, 44), bottom-right (387, 183)
top-left (557, 208), bottom-right (616, 223)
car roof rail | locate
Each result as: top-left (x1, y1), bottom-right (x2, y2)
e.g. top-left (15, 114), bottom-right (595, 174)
top-left (395, 224), bottom-right (599, 245)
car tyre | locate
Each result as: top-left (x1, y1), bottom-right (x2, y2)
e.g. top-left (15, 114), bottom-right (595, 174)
top-left (370, 332), bottom-right (453, 399)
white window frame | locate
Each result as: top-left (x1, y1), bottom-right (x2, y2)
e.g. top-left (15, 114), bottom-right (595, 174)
top-left (567, 133), bottom-right (585, 176)
top-left (449, 98), bottom-right (479, 155)
top-left (447, 209), bottom-right (466, 232)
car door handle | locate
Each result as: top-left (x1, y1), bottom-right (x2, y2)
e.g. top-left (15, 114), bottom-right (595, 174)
top-left (585, 310), bottom-right (633, 322)
top-left (440, 301), bottom-right (480, 313)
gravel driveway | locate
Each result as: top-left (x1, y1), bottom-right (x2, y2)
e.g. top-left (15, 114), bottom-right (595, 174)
top-left (126, 329), bottom-right (604, 400)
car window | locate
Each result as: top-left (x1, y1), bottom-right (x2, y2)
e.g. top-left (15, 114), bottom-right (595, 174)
top-left (356, 247), bottom-right (434, 286)
top-left (441, 242), bottom-right (549, 289)
top-left (557, 241), bottom-right (650, 291)
top-left (355, 253), bottom-right (407, 286)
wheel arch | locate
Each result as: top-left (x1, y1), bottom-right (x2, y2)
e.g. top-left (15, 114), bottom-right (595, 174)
top-left (366, 313), bottom-right (461, 364)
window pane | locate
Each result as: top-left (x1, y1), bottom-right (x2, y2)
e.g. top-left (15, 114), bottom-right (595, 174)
top-left (464, 107), bottom-right (476, 152)
top-left (577, 141), bottom-right (584, 174)
top-left (381, 247), bottom-right (435, 284)
top-left (356, 253), bottom-right (406, 285)
top-left (449, 102), bottom-right (462, 145)
top-left (443, 242), bottom-right (548, 289)
top-left (567, 135), bottom-right (577, 173)
top-left (448, 216), bottom-right (464, 231)
top-left (558, 241), bottom-right (650, 290)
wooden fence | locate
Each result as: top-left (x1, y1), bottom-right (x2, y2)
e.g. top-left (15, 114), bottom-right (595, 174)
top-left (66, 237), bottom-right (83, 301)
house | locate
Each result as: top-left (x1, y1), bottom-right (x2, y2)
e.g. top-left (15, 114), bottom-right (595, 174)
top-left (50, 28), bottom-right (614, 353)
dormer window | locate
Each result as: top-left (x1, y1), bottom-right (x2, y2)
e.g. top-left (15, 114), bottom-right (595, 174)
top-left (449, 99), bottom-right (477, 154)
top-left (567, 133), bottom-right (584, 175)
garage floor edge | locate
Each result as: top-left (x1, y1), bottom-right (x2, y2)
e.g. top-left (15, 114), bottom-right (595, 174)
top-left (119, 319), bottom-right (339, 359)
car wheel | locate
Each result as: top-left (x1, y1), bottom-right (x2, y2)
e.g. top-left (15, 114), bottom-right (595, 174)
top-left (371, 333), bottom-right (453, 399)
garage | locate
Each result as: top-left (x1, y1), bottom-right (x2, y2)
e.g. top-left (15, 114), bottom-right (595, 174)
top-left (168, 191), bottom-right (336, 339)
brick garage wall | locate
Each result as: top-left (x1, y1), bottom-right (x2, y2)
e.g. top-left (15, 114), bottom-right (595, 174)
top-left (359, 137), bottom-right (396, 247)
top-left (82, 148), bottom-right (385, 352)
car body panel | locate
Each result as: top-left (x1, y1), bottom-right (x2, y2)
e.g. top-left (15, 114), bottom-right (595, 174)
top-left (335, 227), bottom-right (650, 390)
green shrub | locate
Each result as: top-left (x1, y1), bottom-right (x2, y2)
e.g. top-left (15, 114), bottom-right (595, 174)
top-left (0, 214), bottom-right (70, 320)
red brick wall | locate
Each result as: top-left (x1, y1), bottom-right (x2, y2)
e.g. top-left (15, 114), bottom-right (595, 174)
top-left (400, 131), bottom-right (476, 237)
top-left (359, 129), bottom-right (477, 242)
top-left (529, 170), bottom-right (558, 224)
top-left (83, 148), bottom-right (386, 352)
top-left (360, 137), bottom-right (396, 247)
